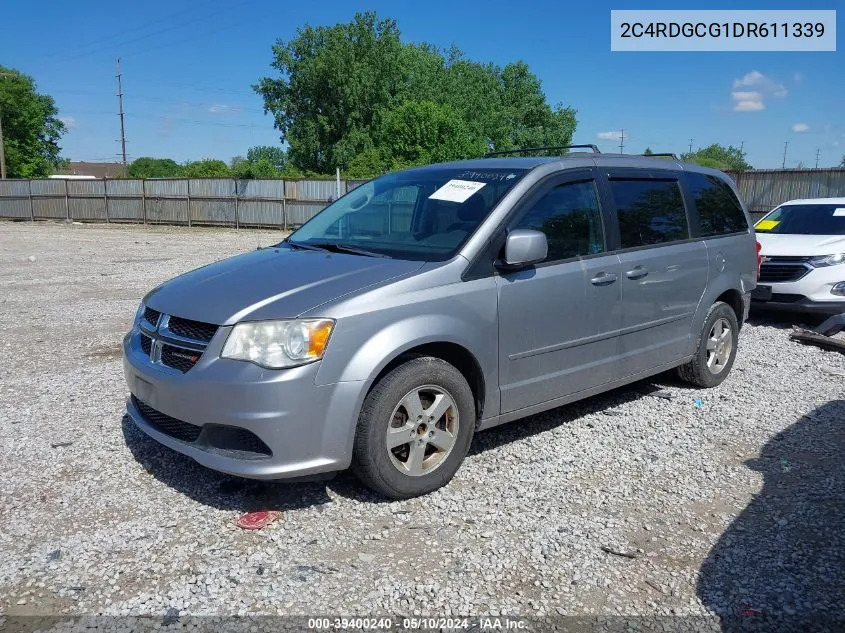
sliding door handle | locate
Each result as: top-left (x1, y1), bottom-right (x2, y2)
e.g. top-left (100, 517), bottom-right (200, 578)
top-left (625, 266), bottom-right (649, 280)
top-left (590, 272), bottom-right (618, 286)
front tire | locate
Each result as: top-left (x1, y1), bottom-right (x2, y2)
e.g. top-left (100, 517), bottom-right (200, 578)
top-left (678, 301), bottom-right (739, 388)
top-left (351, 356), bottom-right (475, 499)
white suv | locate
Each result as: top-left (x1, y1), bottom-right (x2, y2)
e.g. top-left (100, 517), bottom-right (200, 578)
top-left (753, 197), bottom-right (845, 314)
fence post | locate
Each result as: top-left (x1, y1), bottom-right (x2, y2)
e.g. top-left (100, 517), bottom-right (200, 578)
top-left (28, 179), bottom-right (34, 221)
top-left (141, 179), bottom-right (147, 225)
top-left (282, 180), bottom-right (287, 231)
top-left (64, 179), bottom-right (70, 221)
top-left (186, 179), bottom-right (191, 227)
top-left (104, 179), bottom-right (110, 223)
top-left (234, 179), bottom-right (239, 229)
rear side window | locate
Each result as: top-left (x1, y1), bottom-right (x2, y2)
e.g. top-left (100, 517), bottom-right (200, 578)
top-left (513, 180), bottom-right (605, 261)
top-left (609, 179), bottom-right (689, 248)
top-left (686, 173), bottom-right (748, 236)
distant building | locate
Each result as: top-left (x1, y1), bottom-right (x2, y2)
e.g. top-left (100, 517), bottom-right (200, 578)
top-left (59, 161), bottom-right (126, 179)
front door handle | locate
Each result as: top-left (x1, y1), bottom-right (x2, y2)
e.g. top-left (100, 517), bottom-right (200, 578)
top-left (590, 272), bottom-right (618, 286)
top-left (625, 266), bottom-right (649, 280)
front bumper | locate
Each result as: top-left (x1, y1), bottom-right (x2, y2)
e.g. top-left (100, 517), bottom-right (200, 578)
top-left (122, 330), bottom-right (370, 480)
top-left (751, 296), bottom-right (845, 314)
top-left (752, 268), bottom-right (845, 315)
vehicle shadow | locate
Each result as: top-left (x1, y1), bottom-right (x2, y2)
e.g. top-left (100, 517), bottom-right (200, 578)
top-left (468, 380), bottom-right (666, 456)
top-left (747, 308), bottom-right (826, 330)
top-left (121, 414), bottom-right (334, 511)
top-left (696, 399), bottom-right (845, 631)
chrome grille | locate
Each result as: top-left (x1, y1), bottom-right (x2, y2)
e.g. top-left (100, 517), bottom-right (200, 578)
top-left (758, 256), bottom-right (811, 284)
top-left (143, 307), bottom-right (161, 327)
top-left (167, 316), bottom-right (217, 343)
top-left (137, 310), bottom-right (218, 373)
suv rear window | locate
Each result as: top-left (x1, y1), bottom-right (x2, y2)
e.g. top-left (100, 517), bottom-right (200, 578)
top-left (686, 173), bottom-right (748, 236)
top-left (609, 179), bottom-right (689, 248)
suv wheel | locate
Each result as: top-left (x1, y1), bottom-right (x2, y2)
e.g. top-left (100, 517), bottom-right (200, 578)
top-left (678, 301), bottom-right (739, 388)
top-left (351, 356), bottom-right (475, 499)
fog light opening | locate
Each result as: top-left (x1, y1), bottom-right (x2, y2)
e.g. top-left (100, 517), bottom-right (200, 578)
top-left (831, 282), bottom-right (845, 297)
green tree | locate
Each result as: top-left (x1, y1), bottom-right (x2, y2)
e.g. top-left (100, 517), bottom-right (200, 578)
top-left (0, 66), bottom-right (66, 177)
top-left (183, 159), bottom-right (230, 178)
top-left (255, 12), bottom-right (577, 174)
top-left (378, 100), bottom-right (483, 167)
top-left (128, 157), bottom-right (183, 178)
top-left (681, 144), bottom-right (752, 171)
top-left (840, 155), bottom-right (845, 168)
top-left (643, 147), bottom-right (654, 155)
top-left (246, 145), bottom-right (288, 171)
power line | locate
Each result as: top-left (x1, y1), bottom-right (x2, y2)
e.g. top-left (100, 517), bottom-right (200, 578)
top-left (116, 58), bottom-right (127, 167)
top-left (28, 0), bottom-right (222, 66)
top-left (46, 0), bottom-right (251, 68)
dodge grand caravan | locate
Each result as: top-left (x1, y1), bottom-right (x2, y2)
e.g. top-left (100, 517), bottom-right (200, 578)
top-left (123, 149), bottom-right (758, 499)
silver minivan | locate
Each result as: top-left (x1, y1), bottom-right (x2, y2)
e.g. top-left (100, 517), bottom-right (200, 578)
top-left (123, 150), bottom-right (758, 499)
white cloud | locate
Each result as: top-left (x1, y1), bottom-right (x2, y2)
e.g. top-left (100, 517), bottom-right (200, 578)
top-left (792, 123), bottom-right (809, 133)
top-left (731, 71), bottom-right (787, 111)
top-left (208, 103), bottom-right (230, 114)
top-left (731, 92), bottom-right (765, 111)
top-left (732, 70), bottom-right (787, 96)
top-left (59, 116), bottom-right (77, 129)
top-left (597, 130), bottom-right (624, 141)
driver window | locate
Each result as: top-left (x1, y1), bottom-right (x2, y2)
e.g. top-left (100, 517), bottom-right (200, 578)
top-left (514, 180), bottom-right (605, 262)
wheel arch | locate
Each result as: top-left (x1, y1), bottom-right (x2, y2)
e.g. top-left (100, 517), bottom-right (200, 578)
top-left (367, 341), bottom-right (487, 426)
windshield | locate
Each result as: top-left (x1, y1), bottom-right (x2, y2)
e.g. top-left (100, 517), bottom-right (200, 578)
top-left (756, 204), bottom-right (845, 235)
top-left (286, 167), bottom-right (528, 261)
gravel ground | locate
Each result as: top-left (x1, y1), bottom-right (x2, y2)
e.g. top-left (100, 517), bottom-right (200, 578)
top-left (1, 221), bottom-right (843, 628)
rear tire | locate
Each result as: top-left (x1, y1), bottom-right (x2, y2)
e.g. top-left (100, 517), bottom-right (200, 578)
top-left (678, 301), bottom-right (739, 388)
top-left (351, 356), bottom-right (475, 499)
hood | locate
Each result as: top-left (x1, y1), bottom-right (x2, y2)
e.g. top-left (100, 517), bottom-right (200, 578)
top-left (144, 247), bottom-right (425, 325)
top-left (756, 233), bottom-right (845, 257)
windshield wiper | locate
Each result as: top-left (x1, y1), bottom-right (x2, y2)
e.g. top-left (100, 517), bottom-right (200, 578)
top-left (306, 242), bottom-right (392, 258)
top-left (283, 240), bottom-right (329, 252)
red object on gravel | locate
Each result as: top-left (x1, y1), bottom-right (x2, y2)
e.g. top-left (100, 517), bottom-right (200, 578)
top-left (235, 511), bottom-right (281, 530)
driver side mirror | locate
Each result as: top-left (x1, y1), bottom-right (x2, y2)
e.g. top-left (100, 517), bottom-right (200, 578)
top-left (496, 229), bottom-right (548, 270)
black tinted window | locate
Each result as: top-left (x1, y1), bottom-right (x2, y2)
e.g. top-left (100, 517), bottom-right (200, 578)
top-left (514, 180), bottom-right (604, 261)
top-left (687, 173), bottom-right (748, 236)
top-left (610, 179), bottom-right (688, 248)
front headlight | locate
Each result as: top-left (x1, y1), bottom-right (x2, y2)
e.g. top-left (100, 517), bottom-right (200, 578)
top-left (808, 253), bottom-right (845, 268)
top-left (221, 319), bottom-right (335, 369)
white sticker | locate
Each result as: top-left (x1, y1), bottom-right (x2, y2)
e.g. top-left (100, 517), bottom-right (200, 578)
top-left (428, 179), bottom-right (486, 203)
top-left (833, 208), bottom-right (845, 217)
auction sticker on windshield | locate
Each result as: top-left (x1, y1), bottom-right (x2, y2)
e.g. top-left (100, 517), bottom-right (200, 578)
top-left (429, 179), bottom-right (486, 203)
top-left (833, 208), bottom-right (845, 217)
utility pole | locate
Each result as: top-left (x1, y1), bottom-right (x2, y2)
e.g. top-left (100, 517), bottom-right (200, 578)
top-left (618, 129), bottom-right (625, 154)
top-left (689, 138), bottom-right (694, 154)
top-left (739, 140), bottom-right (745, 153)
top-left (815, 148), bottom-right (821, 169)
top-left (115, 57), bottom-right (127, 168)
top-left (782, 141), bottom-right (788, 169)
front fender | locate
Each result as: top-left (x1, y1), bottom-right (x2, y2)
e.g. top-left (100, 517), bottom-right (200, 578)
top-left (314, 278), bottom-right (500, 416)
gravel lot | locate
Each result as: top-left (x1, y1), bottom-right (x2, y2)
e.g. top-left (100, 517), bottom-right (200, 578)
top-left (1, 221), bottom-right (843, 627)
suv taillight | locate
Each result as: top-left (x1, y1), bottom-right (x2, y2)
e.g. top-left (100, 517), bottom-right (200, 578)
top-left (755, 240), bottom-right (762, 280)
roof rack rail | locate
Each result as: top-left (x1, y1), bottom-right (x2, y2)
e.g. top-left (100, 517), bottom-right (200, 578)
top-left (484, 144), bottom-right (601, 158)
top-left (642, 152), bottom-right (679, 159)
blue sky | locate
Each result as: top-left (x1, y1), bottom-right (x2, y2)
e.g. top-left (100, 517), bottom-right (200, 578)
top-left (2, 0), bottom-right (842, 168)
